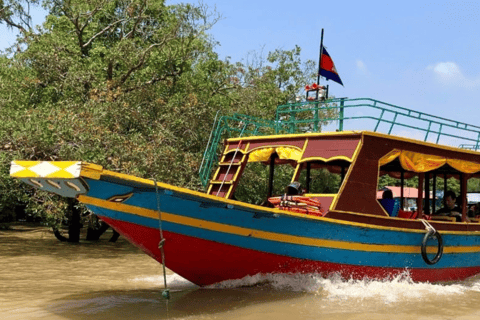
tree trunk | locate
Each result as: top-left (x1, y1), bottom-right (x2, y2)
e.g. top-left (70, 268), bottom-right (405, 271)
top-left (86, 221), bottom-right (110, 241)
top-left (53, 228), bottom-right (69, 242)
top-left (67, 198), bottom-right (81, 242)
top-left (109, 229), bottom-right (120, 242)
top-left (52, 199), bottom-right (81, 242)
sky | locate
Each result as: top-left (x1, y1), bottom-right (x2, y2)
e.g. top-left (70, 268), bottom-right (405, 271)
top-left (1, 0), bottom-right (480, 135)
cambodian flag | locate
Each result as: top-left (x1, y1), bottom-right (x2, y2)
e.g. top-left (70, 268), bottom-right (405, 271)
top-left (319, 47), bottom-right (343, 86)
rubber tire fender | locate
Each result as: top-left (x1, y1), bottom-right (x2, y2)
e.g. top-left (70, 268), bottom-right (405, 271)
top-left (421, 230), bottom-right (443, 265)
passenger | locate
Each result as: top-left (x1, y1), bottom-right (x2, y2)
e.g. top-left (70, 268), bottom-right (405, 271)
top-left (468, 202), bottom-right (480, 218)
top-left (382, 189), bottom-right (393, 200)
top-left (468, 204), bottom-right (477, 218)
top-left (434, 191), bottom-right (463, 222)
top-left (380, 188), bottom-right (399, 216)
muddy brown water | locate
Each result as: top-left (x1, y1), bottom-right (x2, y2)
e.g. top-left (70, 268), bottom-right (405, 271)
top-left (2, 225), bottom-right (480, 320)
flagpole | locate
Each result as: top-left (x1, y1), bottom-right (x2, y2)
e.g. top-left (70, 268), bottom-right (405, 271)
top-left (316, 28), bottom-right (324, 100)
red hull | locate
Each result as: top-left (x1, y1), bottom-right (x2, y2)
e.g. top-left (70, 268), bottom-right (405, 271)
top-left (101, 217), bottom-right (480, 286)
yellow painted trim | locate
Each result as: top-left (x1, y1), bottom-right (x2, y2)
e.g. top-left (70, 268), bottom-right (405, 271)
top-left (212, 167), bottom-right (221, 180)
top-left (60, 160), bottom-right (478, 235)
top-left (232, 154), bottom-right (246, 181)
top-left (330, 135), bottom-right (364, 210)
top-left (219, 162), bottom-right (242, 166)
top-left (226, 153), bottom-right (248, 199)
top-left (301, 138), bottom-right (309, 154)
top-left (364, 131), bottom-right (480, 156)
top-left (228, 130), bottom-right (480, 157)
top-left (299, 155), bottom-right (353, 163)
top-left (225, 188), bottom-right (234, 199)
top-left (80, 163), bottom-right (103, 180)
top-left (291, 139), bottom-right (309, 182)
top-left (210, 181), bottom-right (233, 185)
top-left (10, 161), bottom-right (84, 179)
top-left (245, 142), bottom-right (251, 153)
top-left (291, 164), bottom-right (301, 183)
top-left (77, 195), bottom-right (480, 254)
top-left (328, 195), bottom-right (339, 211)
top-left (13, 159), bottom-right (476, 234)
top-left (304, 193), bottom-right (337, 197)
top-left (219, 144), bottom-right (229, 163)
top-left (300, 138), bottom-right (308, 159)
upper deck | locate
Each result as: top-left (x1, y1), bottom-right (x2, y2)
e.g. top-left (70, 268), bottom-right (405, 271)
top-left (200, 98), bottom-right (480, 188)
top-left (203, 105), bottom-right (480, 223)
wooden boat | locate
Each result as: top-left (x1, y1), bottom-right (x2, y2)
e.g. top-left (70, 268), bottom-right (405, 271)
top-left (10, 98), bottom-right (480, 285)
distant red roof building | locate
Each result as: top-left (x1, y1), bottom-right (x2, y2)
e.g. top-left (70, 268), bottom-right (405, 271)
top-left (377, 186), bottom-right (427, 199)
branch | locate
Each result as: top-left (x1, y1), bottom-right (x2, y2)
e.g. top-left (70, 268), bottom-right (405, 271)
top-left (78, 5), bottom-right (103, 34)
top-left (82, 18), bottom-right (126, 48)
top-left (119, 41), bottom-right (165, 84)
top-left (122, 71), bottom-right (180, 93)
top-left (124, 1), bottom-right (147, 39)
top-left (0, 7), bottom-right (26, 33)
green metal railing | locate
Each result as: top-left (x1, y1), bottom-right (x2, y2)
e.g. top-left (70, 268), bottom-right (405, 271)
top-left (198, 113), bottom-right (277, 187)
top-left (275, 98), bottom-right (480, 144)
top-left (199, 98), bottom-right (480, 188)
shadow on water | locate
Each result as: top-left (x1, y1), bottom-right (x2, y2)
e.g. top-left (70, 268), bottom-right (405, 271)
top-left (45, 286), bottom-right (306, 320)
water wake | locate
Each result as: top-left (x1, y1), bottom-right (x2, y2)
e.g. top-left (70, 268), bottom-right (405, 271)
top-left (130, 271), bottom-right (480, 304)
top-left (209, 272), bottom-right (480, 304)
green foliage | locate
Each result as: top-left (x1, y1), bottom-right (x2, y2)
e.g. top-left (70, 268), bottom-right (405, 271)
top-left (0, 0), bottom-right (322, 224)
top-left (378, 174), bottom-right (461, 197)
top-left (298, 168), bottom-right (341, 194)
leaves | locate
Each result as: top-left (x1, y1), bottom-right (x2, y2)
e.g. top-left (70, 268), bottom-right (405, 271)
top-left (0, 0), bottom-right (325, 224)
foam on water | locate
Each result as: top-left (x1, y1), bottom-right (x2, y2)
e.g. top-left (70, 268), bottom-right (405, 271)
top-left (130, 271), bottom-right (480, 304)
top-left (208, 272), bottom-right (480, 304)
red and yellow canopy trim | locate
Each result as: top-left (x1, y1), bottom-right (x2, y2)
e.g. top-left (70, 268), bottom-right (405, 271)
top-left (379, 149), bottom-right (480, 174)
top-left (248, 146), bottom-right (303, 163)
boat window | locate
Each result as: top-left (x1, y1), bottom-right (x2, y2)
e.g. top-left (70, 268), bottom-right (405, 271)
top-left (233, 159), bottom-right (296, 205)
top-left (378, 149), bottom-right (480, 220)
top-left (296, 161), bottom-right (349, 194)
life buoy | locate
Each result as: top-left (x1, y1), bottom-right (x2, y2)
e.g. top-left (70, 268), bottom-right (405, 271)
top-left (421, 230), bottom-right (443, 265)
top-left (268, 196), bottom-right (324, 216)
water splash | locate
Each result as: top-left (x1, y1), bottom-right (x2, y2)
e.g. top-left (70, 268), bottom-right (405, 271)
top-left (130, 271), bottom-right (480, 306)
top-left (206, 271), bottom-right (480, 304)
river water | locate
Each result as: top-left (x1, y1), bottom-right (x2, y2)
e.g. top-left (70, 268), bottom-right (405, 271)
top-left (2, 226), bottom-right (480, 320)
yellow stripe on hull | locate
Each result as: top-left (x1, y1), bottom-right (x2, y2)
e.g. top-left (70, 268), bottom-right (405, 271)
top-left (78, 195), bottom-right (480, 255)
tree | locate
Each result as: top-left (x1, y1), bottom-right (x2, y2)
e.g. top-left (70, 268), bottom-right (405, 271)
top-left (0, 0), bottom-right (226, 234)
top-left (1, 0), bottom-right (331, 238)
top-left (0, 0), bottom-right (40, 33)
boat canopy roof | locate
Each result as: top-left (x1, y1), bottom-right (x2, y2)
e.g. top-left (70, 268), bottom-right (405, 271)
top-left (227, 131), bottom-right (480, 174)
top-left (224, 131), bottom-right (480, 217)
top-left (226, 131), bottom-right (361, 165)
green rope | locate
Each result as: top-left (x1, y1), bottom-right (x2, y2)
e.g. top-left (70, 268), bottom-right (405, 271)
top-left (154, 178), bottom-right (170, 300)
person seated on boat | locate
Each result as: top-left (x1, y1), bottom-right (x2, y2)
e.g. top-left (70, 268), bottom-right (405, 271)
top-left (468, 202), bottom-right (480, 218)
top-left (434, 191), bottom-right (463, 222)
top-left (468, 204), bottom-right (477, 218)
top-left (379, 188), bottom-right (400, 217)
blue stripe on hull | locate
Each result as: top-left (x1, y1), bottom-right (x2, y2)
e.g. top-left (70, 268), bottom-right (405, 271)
top-left (87, 204), bottom-right (480, 270)
top-left (85, 179), bottom-right (480, 249)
